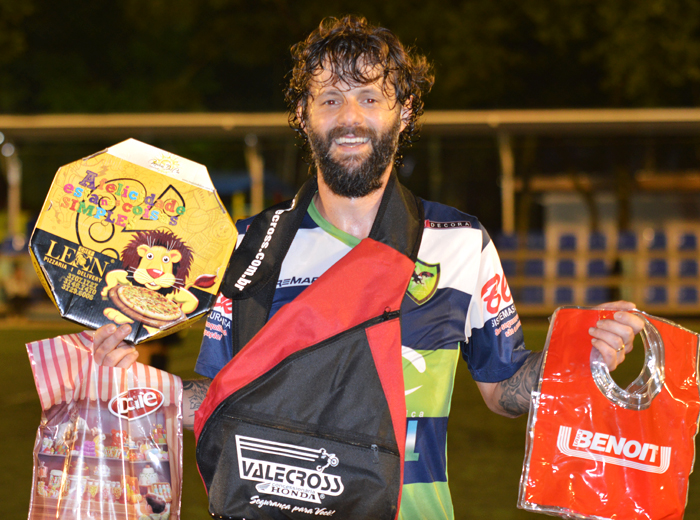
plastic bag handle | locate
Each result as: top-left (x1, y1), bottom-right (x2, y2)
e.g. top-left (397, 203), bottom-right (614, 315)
top-left (590, 311), bottom-right (665, 410)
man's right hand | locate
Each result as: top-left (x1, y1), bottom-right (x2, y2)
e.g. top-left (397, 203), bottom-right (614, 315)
top-left (92, 323), bottom-right (139, 368)
top-left (92, 322), bottom-right (210, 430)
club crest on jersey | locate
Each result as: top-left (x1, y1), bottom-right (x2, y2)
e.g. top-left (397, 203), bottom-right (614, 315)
top-left (407, 260), bottom-right (440, 305)
top-left (236, 435), bottom-right (344, 505)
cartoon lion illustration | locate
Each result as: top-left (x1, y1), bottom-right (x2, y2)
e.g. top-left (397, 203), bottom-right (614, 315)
top-left (101, 229), bottom-right (215, 329)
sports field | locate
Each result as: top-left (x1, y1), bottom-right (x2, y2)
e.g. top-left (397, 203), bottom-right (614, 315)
top-left (2, 317), bottom-right (700, 519)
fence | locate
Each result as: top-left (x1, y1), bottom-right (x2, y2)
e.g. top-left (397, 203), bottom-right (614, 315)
top-left (3, 110), bottom-right (700, 319)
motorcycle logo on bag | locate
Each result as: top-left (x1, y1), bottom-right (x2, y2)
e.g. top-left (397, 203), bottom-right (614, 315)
top-left (236, 435), bottom-right (344, 504)
top-left (557, 426), bottom-right (671, 474)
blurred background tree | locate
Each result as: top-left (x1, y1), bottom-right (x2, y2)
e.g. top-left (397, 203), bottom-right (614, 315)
top-left (3, 0), bottom-right (700, 232)
top-left (3, 0), bottom-right (700, 114)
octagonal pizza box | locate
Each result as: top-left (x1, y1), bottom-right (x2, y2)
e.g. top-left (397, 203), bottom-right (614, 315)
top-left (29, 138), bottom-right (237, 344)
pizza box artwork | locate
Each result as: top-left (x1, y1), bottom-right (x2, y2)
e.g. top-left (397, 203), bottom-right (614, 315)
top-left (29, 138), bottom-right (237, 343)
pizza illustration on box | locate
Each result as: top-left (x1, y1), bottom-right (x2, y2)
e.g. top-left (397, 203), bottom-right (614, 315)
top-left (101, 229), bottom-right (217, 331)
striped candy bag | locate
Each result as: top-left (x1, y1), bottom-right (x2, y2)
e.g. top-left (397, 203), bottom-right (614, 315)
top-left (26, 331), bottom-right (183, 519)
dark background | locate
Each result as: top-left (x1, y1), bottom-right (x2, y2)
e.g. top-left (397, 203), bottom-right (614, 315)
top-left (5, 1), bottom-right (700, 114)
top-left (3, 2), bottom-right (700, 518)
top-left (3, 0), bottom-right (700, 233)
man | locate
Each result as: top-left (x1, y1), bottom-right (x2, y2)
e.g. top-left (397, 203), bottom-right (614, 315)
top-left (93, 15), bottom-right (643, 519)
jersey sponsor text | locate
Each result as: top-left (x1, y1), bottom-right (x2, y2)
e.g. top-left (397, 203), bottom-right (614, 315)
top-left (277, 276), bottom-right (320, 288)
top-left (424, 220), bottom-right (472, 229)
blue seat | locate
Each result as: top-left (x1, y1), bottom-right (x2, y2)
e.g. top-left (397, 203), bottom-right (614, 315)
top-left (555, 286), bottom-right (574, 304)
top-left (589, 232), bottom-right (607, 251)
top-left (646, 286), bottom-right (668, 304)
top-left (520, 286), bottom-right (544, 304)
top-left (679, 286), bottom-right (698, 304)
top-left (618, 231), bottom-right (637, 251)
top-left (526, 232), bottom-right (545, 250)
top-left (649, 230), bottom-right (666, 250)
top-left (495, 233), bottom-right (518, 251)
top-left (558, 234), bottom-right (577, 251)
top-left (679, 232), bottom-right (697, 251)
top-left (557, 260), bottom-right (575, 278)
top-left (648, 259), bottom-right (668, 278)
top-left (679, 260), bottom-right (699, 278)
top-left (586, 287), bottom-right (610, 305)
top-left (524, 259), bottom-right (544, 277)
top-left (587, 260), bottom-right (608, 277)
top-left (501, 259), bottom-right (517, 277)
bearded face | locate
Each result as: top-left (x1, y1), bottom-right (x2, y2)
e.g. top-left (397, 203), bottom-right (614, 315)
top-left (306, 106), bottom-right (403, 199)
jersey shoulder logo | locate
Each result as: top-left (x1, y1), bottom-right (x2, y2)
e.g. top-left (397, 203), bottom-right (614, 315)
top-left (407, 259), bottom-right (440, 305)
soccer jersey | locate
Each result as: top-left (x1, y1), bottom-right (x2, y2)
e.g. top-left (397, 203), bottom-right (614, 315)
top-left (195, 198), bottom-right (529, 520)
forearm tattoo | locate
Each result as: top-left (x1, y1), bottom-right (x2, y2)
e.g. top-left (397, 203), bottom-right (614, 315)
top-left (182, 378), bottom-right (212, 428)
top-left (497, 351), bottom-right (544, 417)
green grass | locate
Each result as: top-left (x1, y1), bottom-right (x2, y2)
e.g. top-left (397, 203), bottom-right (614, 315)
top-left (3, 319), bottom-right (700, 519)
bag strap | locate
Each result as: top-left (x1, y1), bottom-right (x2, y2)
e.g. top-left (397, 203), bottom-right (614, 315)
top-left (368, 173), bottom-right (424, 262)
top-left (220, 176), bottom-right (317, 354)
top-left (220, 172), bottom-right (424, 356)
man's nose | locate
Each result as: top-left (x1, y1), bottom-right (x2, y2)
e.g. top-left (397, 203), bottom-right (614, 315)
top-left (336, 99), bottom-right (363, 126)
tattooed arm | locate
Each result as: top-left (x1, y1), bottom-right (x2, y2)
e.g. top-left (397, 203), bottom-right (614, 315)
top-left (182, 378), bottom-right (212, 430)
top-left (476, 352), bottom-right (543, 418)
top-left (475, 301), bottom-right (644, 418)
top-left (91, 324), bottom-right (214, 429)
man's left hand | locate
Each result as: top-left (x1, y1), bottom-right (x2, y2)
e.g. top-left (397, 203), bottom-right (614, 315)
top-left (590, 301), bottom-right (645, 371)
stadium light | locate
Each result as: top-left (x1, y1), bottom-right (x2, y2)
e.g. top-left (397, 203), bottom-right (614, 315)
top-left (1, 142), bottom-right (15, 157)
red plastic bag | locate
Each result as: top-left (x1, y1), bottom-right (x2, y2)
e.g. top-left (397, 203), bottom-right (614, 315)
top-left (26, 331), bottom-right (183, 519)
top-left (519, 308), bottom-right (700, 519)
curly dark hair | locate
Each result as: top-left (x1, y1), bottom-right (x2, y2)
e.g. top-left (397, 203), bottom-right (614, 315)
top-left (145, 494), bottom-right (166, 514)
top-left (285, 15), bottom-right (435, 167)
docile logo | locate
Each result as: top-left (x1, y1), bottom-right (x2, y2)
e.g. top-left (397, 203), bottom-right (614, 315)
top-left (109, 387), bottom-right (164, 421)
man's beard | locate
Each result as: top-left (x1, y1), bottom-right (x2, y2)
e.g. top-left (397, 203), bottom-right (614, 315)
top-left (308, 117), bottom-right (401, 198)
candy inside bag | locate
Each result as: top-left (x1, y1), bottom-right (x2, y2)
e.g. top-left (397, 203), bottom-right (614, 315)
top-left (26, 332), bottom-right (183, 519)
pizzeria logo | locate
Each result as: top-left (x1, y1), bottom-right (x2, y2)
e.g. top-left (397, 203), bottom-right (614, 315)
top-left (109, 387), bottom-right (164, 421)
top-left (44, 240), bottom-right (113, 277)
top-left (557, 426), bottom-right (671, 474)
top-left (236, 435), bottom-right (344, 504)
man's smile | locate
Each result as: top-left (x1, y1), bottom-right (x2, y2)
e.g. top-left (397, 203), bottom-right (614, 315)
top-left (333, 135), bottom-right (371, 146)
top-left (332, 134), bottom-right (372, 156)
top-left (306, 98), bottom-right (401, 198)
